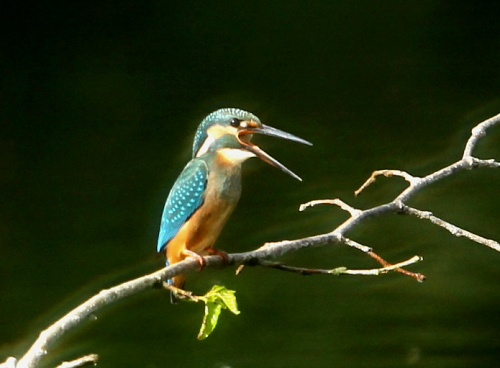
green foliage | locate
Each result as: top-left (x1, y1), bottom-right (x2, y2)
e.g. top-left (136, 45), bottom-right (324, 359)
top-left (193, 285), bottom-right (240, 340)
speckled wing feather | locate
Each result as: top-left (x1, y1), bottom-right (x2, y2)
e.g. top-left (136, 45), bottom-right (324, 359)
top-left (157, 159), bottom-right (208, 253)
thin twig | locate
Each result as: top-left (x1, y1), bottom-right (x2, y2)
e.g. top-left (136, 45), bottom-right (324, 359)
top-left (55, 355), bottom-right (98, 368)
top-left (258, 255), bottom-right (423, 277)
top-left (355, 169), bottom-right (419, 196)
top-left (403, 206), bottom-right (500, 252)
top-left (366, 251), bottom-right (425, 282)
top-left (299, 198), bottom-right (362, 216)
top-left (341, 237), bottom-right (372, 253)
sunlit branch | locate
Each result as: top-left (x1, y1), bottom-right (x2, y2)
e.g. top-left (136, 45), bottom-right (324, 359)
top-left (4, 113), bottom-right (499, 368)
top-left (403, 206), bottom-right (500, 252)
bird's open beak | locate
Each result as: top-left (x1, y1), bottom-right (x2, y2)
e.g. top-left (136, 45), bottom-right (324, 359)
top-left (238, 124), bottom-right (312, 181)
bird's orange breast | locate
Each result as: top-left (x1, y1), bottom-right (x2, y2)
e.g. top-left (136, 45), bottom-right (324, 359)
top-left (166, 152), bottom-right (243, 288)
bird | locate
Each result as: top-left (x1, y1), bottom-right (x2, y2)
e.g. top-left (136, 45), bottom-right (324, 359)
top-left (157, 108), bottom-right (311, 302)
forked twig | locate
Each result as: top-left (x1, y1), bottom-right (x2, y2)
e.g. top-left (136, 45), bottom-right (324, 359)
top-left (354, 169), bottom-right (418, 196)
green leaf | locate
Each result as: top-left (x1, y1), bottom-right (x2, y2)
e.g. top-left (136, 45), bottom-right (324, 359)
top-left (217, 287), bottom-right (240, 315)
top-left (196, 285), bottom-right (240, 340)
top-left (197, 300), bottom-right (222, 340)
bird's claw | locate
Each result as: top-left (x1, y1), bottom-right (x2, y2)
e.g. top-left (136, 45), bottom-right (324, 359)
top-left (205, 247), bottom-right (229, 263)
top-left (181, 249), bottom-right (206, 270)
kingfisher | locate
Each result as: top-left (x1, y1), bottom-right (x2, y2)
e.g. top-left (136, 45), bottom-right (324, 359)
top-left (157, 108), bottom-right (311, 301)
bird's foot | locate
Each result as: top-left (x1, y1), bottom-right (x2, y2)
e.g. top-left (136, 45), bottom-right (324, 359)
top-left (181, 249), bottom-right (206, 270)
top-left (205, 247), bottom-right (229, 263)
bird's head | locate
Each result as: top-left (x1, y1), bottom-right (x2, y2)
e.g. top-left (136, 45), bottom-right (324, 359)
top-left (192, 108), bottom-right (312, 181)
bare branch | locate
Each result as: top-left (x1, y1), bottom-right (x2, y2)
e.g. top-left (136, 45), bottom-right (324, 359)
top-left (403, 206), bottom-right (500, 252)
top-left (463, 112), bottom-right (500, 158)
top-left (7, 113), bottom-right (500, 367)
top-left (15, 265), bottom-right (167, 368)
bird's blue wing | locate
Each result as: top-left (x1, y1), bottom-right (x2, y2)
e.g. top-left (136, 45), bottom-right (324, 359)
top-left (157, 159), bottom-right (208, 253)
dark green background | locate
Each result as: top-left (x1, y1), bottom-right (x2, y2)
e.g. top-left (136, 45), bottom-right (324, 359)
top-left (1, 1), bottom-right (500, 367)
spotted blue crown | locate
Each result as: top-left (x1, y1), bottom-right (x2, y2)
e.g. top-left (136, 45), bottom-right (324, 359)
top-left (191, 108), bottom-right (260, 158)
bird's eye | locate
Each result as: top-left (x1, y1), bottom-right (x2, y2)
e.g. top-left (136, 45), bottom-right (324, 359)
top-left (229, 118), bottom-right (241, 127)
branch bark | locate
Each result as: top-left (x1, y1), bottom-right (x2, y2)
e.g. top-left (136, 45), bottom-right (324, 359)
top-left (3, 113), bottom-right (499, 368)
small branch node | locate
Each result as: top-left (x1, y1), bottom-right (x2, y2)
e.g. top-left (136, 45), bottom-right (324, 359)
top-left (463, 155), bottom-right (475, 167)
top-left (328, 267), bottom-right (348, 275)
top-left (393, 200), bottom-right (408, 213)
top-left (330, 231), bottom-right (343, 243)
top-left (471, 125), bottom-right (487, 138)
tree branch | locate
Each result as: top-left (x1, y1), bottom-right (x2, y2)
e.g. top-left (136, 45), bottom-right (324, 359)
top-left (4, 113), bottom-right (499, 368)
top-left (403, 206), bottom-right (500, 252)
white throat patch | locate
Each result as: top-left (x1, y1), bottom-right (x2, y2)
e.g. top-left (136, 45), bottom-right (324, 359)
top-left (217, 148), bottom-right (256, 164)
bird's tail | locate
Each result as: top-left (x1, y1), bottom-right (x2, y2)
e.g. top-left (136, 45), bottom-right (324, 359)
top-left (167, 278), bottom-right (178, 304)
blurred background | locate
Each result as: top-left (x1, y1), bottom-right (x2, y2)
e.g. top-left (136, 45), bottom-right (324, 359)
top-left (1, 1), bottom-right (500, 367)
